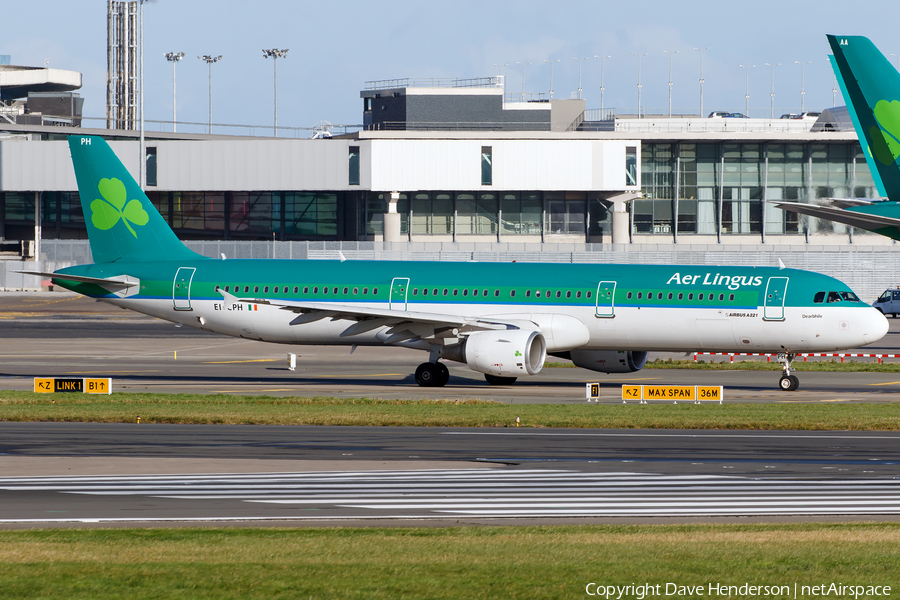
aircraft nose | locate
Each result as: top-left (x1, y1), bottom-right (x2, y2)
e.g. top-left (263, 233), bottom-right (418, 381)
top-left (862, 308), bottom-right (890, 346)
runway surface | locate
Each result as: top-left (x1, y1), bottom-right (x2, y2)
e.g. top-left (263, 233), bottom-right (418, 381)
top-left (1, 423), bottom-right (899, 525)
top-left (3, 293), bottom-right (900, 526)
top-left (2, 292), bottom-right (900, 402)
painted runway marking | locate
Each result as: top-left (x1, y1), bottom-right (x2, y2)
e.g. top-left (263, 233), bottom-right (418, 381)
top-left (3, 468), bottom-right (900, 519)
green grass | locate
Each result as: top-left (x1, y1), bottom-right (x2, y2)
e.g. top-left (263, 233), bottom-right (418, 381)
top-left (3, 391), bottom-right (900, 429)
top-left (0, 524), bottom-right (898, 599)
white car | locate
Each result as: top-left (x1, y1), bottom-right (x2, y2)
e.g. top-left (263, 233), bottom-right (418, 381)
top-left (873, 288), bottom-right (900, 317)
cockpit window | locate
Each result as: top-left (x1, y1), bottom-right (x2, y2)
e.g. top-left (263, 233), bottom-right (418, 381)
top-left (813, 292), bottom-right (825, 304)
top-left (840, 291), bottom-right (860, 302)
top-left (826, 292), bottom-right (842, 303)
top-left (825, 291), bottom-right (860, 303)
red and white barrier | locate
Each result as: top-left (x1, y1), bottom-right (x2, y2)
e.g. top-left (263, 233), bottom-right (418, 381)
top-left (693, 352), bottom-right (900, 364)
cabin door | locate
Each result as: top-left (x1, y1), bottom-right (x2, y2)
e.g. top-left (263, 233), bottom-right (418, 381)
top-left (173, 267), bottom-right (196, 311)
top-left (390, 277), bottom-right (410, 311)
top-left (595, 281), bottom-right (616, 318)
top-left (763, 277), bottom-right (788, 321)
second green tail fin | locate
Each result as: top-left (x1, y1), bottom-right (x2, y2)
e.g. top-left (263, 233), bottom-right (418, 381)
top-left (828, 35), bottom-right (900, 201)
top-left (68, 135), bottom-right (204, 264)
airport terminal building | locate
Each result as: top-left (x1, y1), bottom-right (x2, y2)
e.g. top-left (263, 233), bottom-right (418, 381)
top-left (3, 75), bottom-right (900, 297)
top-left (0, 77), bottom-right (882, 248)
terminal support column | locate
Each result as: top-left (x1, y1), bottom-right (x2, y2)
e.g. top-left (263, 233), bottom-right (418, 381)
top-left (606, 191), bottom-right (639, 244)
top-left (384, 191), bottom-right (401, 243)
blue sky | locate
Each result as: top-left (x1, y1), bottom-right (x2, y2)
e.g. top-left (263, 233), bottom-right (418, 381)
top-left (1, 0), bottom-right (895, 134)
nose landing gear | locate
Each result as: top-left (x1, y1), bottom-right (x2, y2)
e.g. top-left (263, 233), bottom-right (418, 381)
top-left (776, 352), bottom-right (800, 391)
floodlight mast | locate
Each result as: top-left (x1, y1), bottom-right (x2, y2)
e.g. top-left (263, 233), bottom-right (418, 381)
top-left (198, 55), bottom-right (223, 133)
top-left (544, 59), bottom-right (560, 99)
top-left (263, 48), bottom-right (289, 137)
top-left (632, 52), bottom-right (648, 118)
top-left (693, 47), bottom-right (710, 117)
top-left (594, 55), bottom-right (611, 112)
top-left (795, 60), bottom-right (811, 112)
top-left (765, 62), bottom-right (780, 119)
top-left (664, 50), bottom-right (679, 118)
top-left (165, 52), bottom-right (184, 132)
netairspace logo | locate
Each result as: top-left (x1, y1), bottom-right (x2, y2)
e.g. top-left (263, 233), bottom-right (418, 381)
top-left (584, 582), bottom-right (892, 599)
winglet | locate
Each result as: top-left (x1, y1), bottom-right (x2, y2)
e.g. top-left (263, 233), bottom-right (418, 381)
top-left (778, 258), bottom-right (786, 270)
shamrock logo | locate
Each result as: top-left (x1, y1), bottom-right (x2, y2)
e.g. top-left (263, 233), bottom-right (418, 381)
top-left (90, 178), bottom-right (149, 238)
top-left (870, 99), bottom-right (900, 166)
top-left (514, 350), bottom-right (522, 357)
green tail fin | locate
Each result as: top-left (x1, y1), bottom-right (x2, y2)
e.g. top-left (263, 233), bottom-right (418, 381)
top-left (828, 35), bottom-right (900, 201)
top-left (67, 135), bottom-right (204, 263)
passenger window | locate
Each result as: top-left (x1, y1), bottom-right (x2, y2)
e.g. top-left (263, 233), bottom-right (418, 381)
top-left (587, 291), bottom-right (592, 299)
top-left (668, 292), bottom-right (673, 300)
top-left (223, 286), bottom-right (228, 292)
top-left (526, 290), bottom-right (531, 298)
top-left (433, 288), bottom-right (438, 296)
top-left (413, 288), bottom-right (418, 296)
top-left (545, 290), bottom-right (550, 298)
top-left (483, 289), bottom-right (488, 297)
top-left (729, 293), bottom-right (734, 301)
top-left (373, 287), bottom-right (378, 295)
top-left (688, 293), bottom-right (693, 300)
top-left (453, 289), bottom-right (458, 296)
top-left (323, 287), bottom-right (328, 295)
top-left (627, 292), bottom-right (633, 299)
top-left (363, 287), bottom-right (368, 295)
top-left (536, 291), bottom-right (541, 298)
top-left (698, 293), bottom-right (703, 301)
top-left (657, 293), bottom-right (663, 300)
top-left (422, 288), bottom-right (428, 296)
top-left (244, 286), bottom-right (250, 293)
top-left (353, 287), bottom-right (358, 295)
top-left (254, 286), bottom-right (259, 293)
top-left (495, 290), bottom-right (500, 297)
top-left (303, 287), bottom-right (308, 294)
top-left (566, 291), bottom-right (571, 299)
top-left (814, 291), bottom-right (825, 303)
top-left (576, 291), bottom-right (581, 299)
top-left (637, 292), bottom-right (642, 300)
top-left (313, 286), bottom-right (318, 294)
top-left (214, 285), bottom-right (220, 292)
top-left (443, 289), bottom-right (448, 296)
top-left (463, 289), bottom-right (468, 296)
top-left (827, 291), bottom-right (842, 303)
top-left (510, 289), bottom-right (516, 297)
top-left (343, 287), bottom-right (348, 295)
top-left (678, 293), bottom-right (683, 300)
top-left (718, 293), bottom-right (724, 301)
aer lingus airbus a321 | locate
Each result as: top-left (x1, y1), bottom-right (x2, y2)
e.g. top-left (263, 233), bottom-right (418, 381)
top-left (23, 135), bottom-right (888, 391)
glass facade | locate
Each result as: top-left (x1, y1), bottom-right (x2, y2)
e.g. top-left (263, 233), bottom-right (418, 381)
top-left (637, 141), bottom-right (874, 238)
top-left (0, 140), bottom-right (874, 244)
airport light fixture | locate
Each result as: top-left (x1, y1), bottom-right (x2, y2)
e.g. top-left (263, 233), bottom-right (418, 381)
top-left (198, 54), bottom-right (223, 134)
top-left (594, 55), bottom-right (612, 112)
top-left (740, 64), bottom-right (755, 116)
top-left (795, 60), bottom-right (811, 113)
top-left (632, 52), bottom-right (648, 118)
top-left (262, 48), bottom-right (288, 137)
top-left (515, 61), bottom-right (532, 100)
top-left (573, 57), bottom-right (589, 100)
top-left (765, 62), bottom-right (780, 119)
top-left (664, 50), bottom-right (679, 118)
top-left (693, 47), bottom-right (710, 117)
top-left (164, 52), bottom-right (184, 132)
top-left (544, 59), bottom-right (560, 99)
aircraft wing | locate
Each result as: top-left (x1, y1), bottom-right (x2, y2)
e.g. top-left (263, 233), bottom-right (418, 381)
top-left (770, 201), bottom-right (900, 234)
top-left (15, 270), bottom-right (139, 291)
top-left (220, 290), bottom-right (527, 344)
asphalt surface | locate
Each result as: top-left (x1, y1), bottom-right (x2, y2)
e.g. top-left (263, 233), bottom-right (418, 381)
top-left (2, 292), bottom-right (900, 402)
top-left (3, 292), bottom-right (900, 526)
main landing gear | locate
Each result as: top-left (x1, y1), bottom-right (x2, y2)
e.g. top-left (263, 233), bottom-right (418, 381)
top-left (777, 352), bottom-right (800, 391)
top-left (414, 362), bottom-right (450, 387)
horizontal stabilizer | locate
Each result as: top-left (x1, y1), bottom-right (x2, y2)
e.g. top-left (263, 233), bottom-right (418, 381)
top-left (15, 270), bottom-right (139, 290)
top-left (771, 202), bottom-right (900, 235)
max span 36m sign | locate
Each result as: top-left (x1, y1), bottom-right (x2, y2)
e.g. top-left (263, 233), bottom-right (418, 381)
top-left (621, 385), bottom-right (723, 404)
top-left (34, 378), bottom-right (112, 394)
